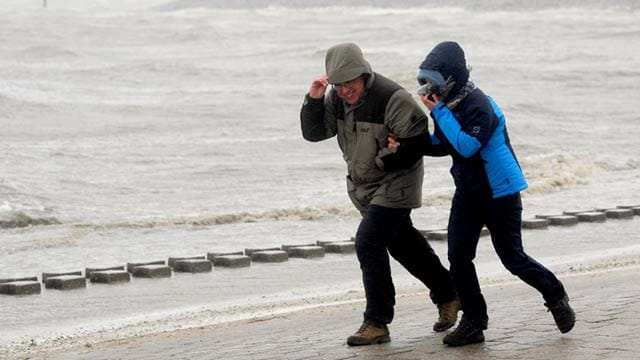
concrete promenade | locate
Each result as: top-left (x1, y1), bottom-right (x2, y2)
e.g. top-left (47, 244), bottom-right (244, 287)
top-left (40, 266), bottom-right (639, 360)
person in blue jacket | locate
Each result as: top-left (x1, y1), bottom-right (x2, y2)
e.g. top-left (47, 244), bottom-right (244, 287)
top-left (386, 41), bottom-right (576, 346)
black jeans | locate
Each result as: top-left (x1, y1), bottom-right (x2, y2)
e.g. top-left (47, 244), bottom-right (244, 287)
top-left (447, 190), bottom-right (566, 329)
top-left (355, 204), bottom-right (456, 325)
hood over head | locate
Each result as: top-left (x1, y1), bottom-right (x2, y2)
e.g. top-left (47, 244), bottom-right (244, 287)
top-left (418, 41), bottom-right (469, 100)
top-left (325, 43), bottom-right (372, 84)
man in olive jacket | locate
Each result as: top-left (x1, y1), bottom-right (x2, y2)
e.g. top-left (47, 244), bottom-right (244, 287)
top-left (300, 43), bottom-right (459, 346)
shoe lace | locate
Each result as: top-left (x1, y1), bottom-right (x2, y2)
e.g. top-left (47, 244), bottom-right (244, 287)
top-left (358, 320), bottom-right (379, 334)
top-left (357, 322), bottom-right (370, 333)
top-left (545, 297), bottom-right (567, 312)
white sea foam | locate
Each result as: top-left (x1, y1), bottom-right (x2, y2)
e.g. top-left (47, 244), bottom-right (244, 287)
top-left (521, 152), bottom-right (595, 194)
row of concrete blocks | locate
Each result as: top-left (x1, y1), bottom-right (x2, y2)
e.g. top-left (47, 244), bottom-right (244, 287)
top-left (419, 205), bottom-right (640, 240)
top-left (529, 205), bottom-right (638, 227)
top-left (2, 205), bottom-right (637, 296)
top-left (0, 240), bottom-right (357, 296)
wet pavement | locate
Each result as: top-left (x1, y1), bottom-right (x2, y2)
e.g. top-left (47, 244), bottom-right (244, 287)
top-left (36, 266), bottom-right (639, 360)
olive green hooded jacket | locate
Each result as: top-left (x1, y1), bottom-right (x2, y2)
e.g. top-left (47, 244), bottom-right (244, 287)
top-left (300, 43), bottom-right (429, 213)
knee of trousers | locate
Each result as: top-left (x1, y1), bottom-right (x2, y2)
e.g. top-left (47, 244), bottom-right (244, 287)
top-left (500, 255), bottom-right (533, 275)
top-left (355, 236), bottom-right (387, 259)
top-left (447, 248), bottom-right (476, 266)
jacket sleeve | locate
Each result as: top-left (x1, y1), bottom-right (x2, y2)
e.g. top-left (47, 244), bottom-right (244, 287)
top-left (430, 101), bottom-right (494, 158)
top-left (424, 133), bottom-right (449, 157)
top-left (376, 90), bottom-right (430, 170)
top-left (378, 133), bottom-right (432, 171)
top-left (300, 93), bottom-right (338, 142)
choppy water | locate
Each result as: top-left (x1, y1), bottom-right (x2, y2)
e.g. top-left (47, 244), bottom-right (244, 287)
top-left (1, 0), bottom-right (639, 355)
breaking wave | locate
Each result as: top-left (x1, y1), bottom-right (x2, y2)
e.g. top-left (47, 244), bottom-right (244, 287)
top-left (71, 206), bottom-right (360, 231)
top-left (174, 206), bottom-right (359, 226)
top-left (521, 152), bottom-right (595, 194)
top-left (0, 212), bottom-right (61, 229)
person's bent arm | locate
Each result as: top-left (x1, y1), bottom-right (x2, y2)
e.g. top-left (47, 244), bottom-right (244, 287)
top-left (430, 102), bottom-right (481, 157)
top-left (300, 75), bottom-right (338, 142)
top-left (424, 133), bottom-right (449, 157)
top-left (421, 93), bottom-right (494, 158)
top-left (376, 90), bottom-right (429, 170)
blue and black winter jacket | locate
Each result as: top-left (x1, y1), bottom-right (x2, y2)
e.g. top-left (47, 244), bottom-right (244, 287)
top-left (428, 88), bottom-right (528, 198)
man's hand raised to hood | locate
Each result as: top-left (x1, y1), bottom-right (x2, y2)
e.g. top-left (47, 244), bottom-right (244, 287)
top-left (309, 75), bottom-right (329, 99)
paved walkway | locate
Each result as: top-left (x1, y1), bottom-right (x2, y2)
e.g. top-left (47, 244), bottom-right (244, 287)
top-left (38, 267), bottom-right (639, 360)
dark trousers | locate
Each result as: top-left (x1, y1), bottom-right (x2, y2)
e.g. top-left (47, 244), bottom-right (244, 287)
top-left (447, 190), bottom-right (566, 329)
top-left (355, 204), bottom-right (456, 325)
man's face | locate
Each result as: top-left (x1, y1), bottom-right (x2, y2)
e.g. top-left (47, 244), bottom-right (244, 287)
top-left (333, 76), bottom-right (365, 105)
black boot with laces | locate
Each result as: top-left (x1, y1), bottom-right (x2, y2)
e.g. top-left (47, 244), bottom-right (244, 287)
top-left (545, 294), bottom-right (576, 333)
top-left (443, 319), bottom-right (485, 346)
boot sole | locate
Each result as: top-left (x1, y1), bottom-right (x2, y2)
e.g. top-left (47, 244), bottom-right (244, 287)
top-left (347, 335), bottom-right (391, 346)
top-left (443, 334), bottom-right (485, 347)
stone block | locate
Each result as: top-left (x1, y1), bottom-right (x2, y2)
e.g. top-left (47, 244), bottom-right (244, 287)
top-left (424, 230), bottom-right (448, 241)
top-left (168, 256), bottom-right (205, 268)
top-left (547, 215), bottom-right (579, 226)
top-left (605, 209), bottom-right (634, 219)
top-left (323, 241), bottom-right (356, 254)
top-left (251, 250), bottom-right (288, 263)
top-left (89, 270), bottom-right (131, 284)
top-left (633, 207), bottom-right (640, 215)
top-left (245, 247), bottom-right (281, 256)
top-left (42, 271), bottom-right (82, 282)
top-left (422, 227), bottom-right (486, 237)
top-left (576, 212), bottom-right (607, 222)
top-left (0, 276), bottom-right (38, 283)
top-left (617, 204), bottom-right (640, 209)
top-left (44, 275), bottom-right (86, 290)
top-left (207, 251), bottom-right (244, 261)
top-left (212, 255), bottom-right (251, 268)
top-left (480, 227), bottom-right (490, 237)
top-left (535, 214), bottom-right (560, 219)
top-left (173, 259), bottom-right (212, 273)
top-left (522, 218), bottom-right (550, 229)
top-left (317, 240), bottom-right (347, 247)
top-left (126, 261), bottom-right (165, 273)
top-left (85, 266), bottom-right (125, 278)
top-left (286, 246), bottom-right (325, 258)
top-left (281, 243), bottom-right (316, 251)
top-left (563, 209), bottom-right (597, 216)
top-left (0, 281), bottom-right (41, 295)
top-left (131, 265), bottom-right (172, 278)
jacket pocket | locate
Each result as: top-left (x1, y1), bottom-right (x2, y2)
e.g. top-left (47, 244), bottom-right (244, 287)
top-left (346, 175), bottom-right (366, 213)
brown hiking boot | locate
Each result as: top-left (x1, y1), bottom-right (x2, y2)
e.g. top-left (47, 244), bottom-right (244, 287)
top-left (433, 297), bottom-right (461, 332)
top-left (346, 319), bottom-right (390, 346)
